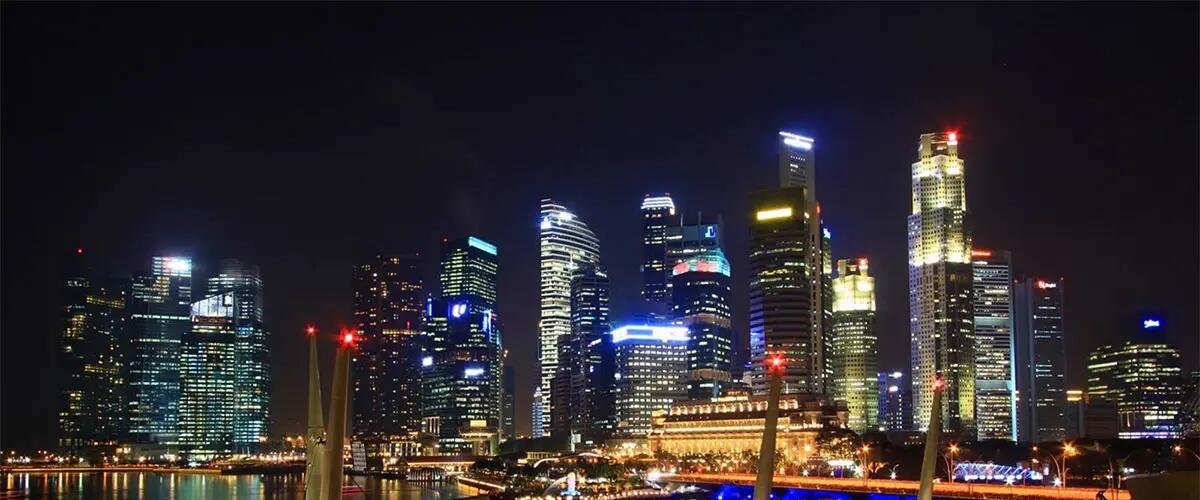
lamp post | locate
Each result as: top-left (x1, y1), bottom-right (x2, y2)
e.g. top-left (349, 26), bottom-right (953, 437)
top-left (1048, 442), bottom-right (1077, 489)
top-left (859, 444), bottom-right (871, 488)
top-left (942, 443), bottom-right (959, 484)
top-left (752, 353), bottom-right (786, 500)
top-left (1174, 445), bottom-right (1200, 462)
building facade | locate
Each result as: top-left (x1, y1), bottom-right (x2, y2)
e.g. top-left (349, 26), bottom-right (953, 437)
top-left (537, 199), bottom-right (600, 437)
top-left (830, 258), bottom-right (878, 433)
top-left (878, 371), bottom-right (913, 432)
top-left (907, 132), bottom-right (975, 437)
top-left (613, 325), bottom-right (688, 438)
top-left (1087, 320), bottom-right (1183, 439)
top-left (1014, 277), bottom-right (1068, 442)
top-left (206, 259), bottom-right (270, 453)
top-left (180, 292), bottom-right (237, 459)
top-left (649, 393), bottom-right (847, 459)
top-left (128, 256), bottom-right (193, 445)
top-left (670, 249), bottom-right (733, 399)
top-left (422, 237), bottom-right (502, 454)
top-left (58, 252), bottom-right (128, 452)
top-left (749, 187), bottom-right (822, 395)
top-left (971, 250), bottom-right (1016, 441)
top-left (640, 194), bottom-right (676, 308)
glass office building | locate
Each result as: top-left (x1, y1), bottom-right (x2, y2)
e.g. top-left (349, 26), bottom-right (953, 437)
top-left (1014, 277), bottom-right (1068, 442)
top-left (972, 250), bottom-right (1016, 441)
top-left (830, 258), bottom-right (878, 433)
top-left (669, 249), bottom-right (733, 399)
top-left (206, 259), bottom-right (270, 454)
top-left (613, 325), bottom-right (688, 437)
top-left (179, 292), bottom-right (237, 459)
top-left (1087, 320), bottom-right (1183, 439)
top-left (127, 256), bottom-right (193, 445)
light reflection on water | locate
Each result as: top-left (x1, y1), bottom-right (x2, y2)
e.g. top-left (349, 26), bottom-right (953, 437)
top-left (0, 472), bottom-right (483, 499)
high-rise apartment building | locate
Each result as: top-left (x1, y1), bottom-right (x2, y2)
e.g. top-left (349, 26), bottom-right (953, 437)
top-left (830, 258), bottom-right (878, 433)
top-left (552, 264), bottom-right (613, 446)
top-left (205, 259), bottom-right (270, 453)
top-left (352, 253), bottom-right (424, 466)
top-left (670, 249), bottom-right (733, 399)
top-left (613, 325), bottom-right (688, 437)
top-left (749, 187), bottom-right (822, 394)
top-left (58, 251), bottom-right (128, 452)
top-left (128, 256), bottom-right (193, 445)
top-left (971, 250), bottom-right (1016, 441)
top-left (537, 199), bottom-right (600, 437)
top-left (778, 131), bottom-right (829, 394)
top-left (422, 237), bottom-right (502, 454)
top-left (1014, 277), bottom-right (1067, 442)
top-left (1087, 319), bottom-right (1183, 439)
top-left (180, 292), bottom-right (237, 459)
top-left (907, 131), bottom-right (975, 437)
top-left (641, 194), bottom-right (676, 307)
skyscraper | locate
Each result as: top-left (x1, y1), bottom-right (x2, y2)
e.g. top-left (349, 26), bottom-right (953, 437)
top-left (352, 253), bottom-right (423, 465)
top-left (422, 237), bottom-right (502, 454)
top-left (1014, 277), bottom-right (1068, 442)
top-left (502, 363), bottom-right (516, 441)
top-left (641, 194), bottom-right (676, 308)
top-left (613, 325), bottom-right (688, 437)
top-left (878, 371), bottom-right (913, 432)
top-left (1087, 319), bottom-right (1183, 439)
top-left (670, 249), bottom-right (733, 399)
top-left (778, 131), bottom-right (829, 394)
top-left (664, 213), bottom-right (722, 265)
top-left (180, 292), bottom-right (237, 459)
top-left (128, 256), bottom-right (192, 445)
top-left (749, 187), bottom-right (822, 394)
top-left (537, 199), bottom-right (600, 437)
top-left (830, 258), bottom-right (879, 434)
top-left (907, 131), bottom-right (975, 437)
top-left (551, 264), bottom-right (613, 446)
top-left (206, 259), bottom-right (270, 453)
top-left (971, 250), bottom-right (1016, 441)
top-left (58, 251), bottom-right (127, 452)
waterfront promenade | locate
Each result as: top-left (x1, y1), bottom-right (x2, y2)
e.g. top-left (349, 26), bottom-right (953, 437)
top-left (667, 472), bottom-right (1129, 499)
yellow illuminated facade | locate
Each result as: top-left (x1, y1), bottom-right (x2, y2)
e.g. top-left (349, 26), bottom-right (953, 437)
top-left (830, 259), bottom-right (878, 433)
top-left (649, 393), bottom-right (847, 458)
top-left (755, 206), bottom-right (794, 221)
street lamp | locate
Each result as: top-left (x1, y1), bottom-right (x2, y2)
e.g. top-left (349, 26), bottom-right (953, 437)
top-left (1048, 442), bottom-right (1077, 488)
top-left (1174, 445), bottom-right (1200, 462)
top-left (942, 444), bottom-right (959, 483)
top-left (859, 445), bottom-right (872, 487)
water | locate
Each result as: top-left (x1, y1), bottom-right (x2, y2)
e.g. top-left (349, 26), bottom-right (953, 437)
top-left (0, 472), bottom-right (484, 499)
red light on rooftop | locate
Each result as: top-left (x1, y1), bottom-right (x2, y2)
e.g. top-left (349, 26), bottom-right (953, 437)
top-left (858, 258), bottom-right (868, 267)
top-left (948, 132), bottom-right (958, 142)
top-left (971, 249), bottom-right (992, 258)
top-left (76, 247), bottom-right (85, 255)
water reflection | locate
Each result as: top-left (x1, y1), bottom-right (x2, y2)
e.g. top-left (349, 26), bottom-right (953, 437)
top-left (1, 472), bottom-right (482, 499)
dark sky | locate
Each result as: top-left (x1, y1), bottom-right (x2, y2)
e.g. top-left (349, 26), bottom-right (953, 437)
top-left (3, 3), bottom-right (1197, 451)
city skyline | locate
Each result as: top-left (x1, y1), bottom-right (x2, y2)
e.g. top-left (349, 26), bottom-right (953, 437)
top-left (3, 4), bottom-right (1197, 451)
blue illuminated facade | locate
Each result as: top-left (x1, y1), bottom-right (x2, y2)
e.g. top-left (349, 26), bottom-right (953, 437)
top-left (613, 325), bottom-right (688, 437)
top-left (127, 256), bottom-right (193, 446)
top-left (421, 236), bottom-right (502, 454)
top-left (205, 259), bottom-right (270, 454)
top-left (669, 249), bottom-right (733, 399)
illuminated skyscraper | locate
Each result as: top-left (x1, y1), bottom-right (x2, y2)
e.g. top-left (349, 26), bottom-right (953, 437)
top-left (502, 363), bottom-right (516, 441)
top-left (749, 187), bottom-right (822, 394)
top-left (128, 256), bottom-right (193, 445)
top-left (613, 325), bottom-right (688, 437)
top-left (1087, 319), bottom-right (1183, 439)
top-left (1014, 277), bottom-right (1067, 442)
top-left (552, 264), bottom-right (613, 446)
top-left (352, 253), bottom-right (423, 466)
top-left (830, 258), bottom-right (878, 433)
top-left (972, 250), bottom-right (1016, 441)
top-left (421, 237), bottom-right (502, 454)
top-left (778, 131), bottom-right (830, 394)
top-left (664, 213), bottom-right (721, 265)
top-left (180, 292), bottom-right (237, 459)
top-left (58, 251), bottom-right (128, 452)
top-left (641, 194), bottom-right (676, 307)
top-left (878, 371), bottom-right (913, 432)
top-left (537, 199), bottom-right (600, 437)
top-left (907, 131), bottom-right (975, 437)
top-left (670, 249), bottom-right (733, 399)
top-left (205, 259), bottom-right (269, 453)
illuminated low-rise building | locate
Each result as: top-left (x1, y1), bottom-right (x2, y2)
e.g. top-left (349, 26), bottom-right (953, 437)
top-left (1087, 319), bottom-right (1183, 439)
top-left (649, 393), bottom-right (847, 458)
top-left (613, 325), bottom-right (688, 438)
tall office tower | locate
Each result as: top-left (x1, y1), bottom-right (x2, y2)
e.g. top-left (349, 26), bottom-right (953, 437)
top-left (179, 292), bottom-right (237, 459)
top-left (612, 325), bottom-right (688, 437)
top-left (1087, 319), bottom-right (1184, 439)
top-left (907, 131), bottom-right (975, 437)
top-left (971, 250), bottom-right (1016, 441)
top-left (878, 371), bottom-right (913, 432)
top-left (530, 387), bottom-right (543, 440)
top-left (422, 237), bottom-right (502, 454)
top-left (352, 253), bottom-right (424, 465)
top-left (128, 256), bottom-right (192, 445)
top-left (1013, 277), bottom-right (1068, 442)
top-left (502, 363), bottom-right (516, 441)
top-left (749, 187), bottom-right (822, 394)
top-left (641, 194), bottom-right (677, 307)
top-left (778, 131), bottom-right (829, 394)
top-left (830, 258), bottom-right (879, 433)
top-left (556, 264), bottom-right (613, 445)
top-left (537, 199), bottom-right (600, 437)
top-left (820, 225), bottom-right (834, 394)
top-left (59, 251), bottom-right (128, 452)
top-left (205, 259), bottom-right (269, 453)
top-left (670, 249), bottom-right (733, 399)
top-left (664, 213), bottom-right (722, 264)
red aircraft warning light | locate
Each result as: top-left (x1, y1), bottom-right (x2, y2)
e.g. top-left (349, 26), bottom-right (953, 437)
top-left (76, 247), bottom-right (85, 255)
top-left (340, 329), bottom-right (358, 347)
top-left (305, 325), bottom-right (316, 336)
top-left (933, 377), bottom-right (946, 391)
top-left (766, 353), bottom-right (787, 374)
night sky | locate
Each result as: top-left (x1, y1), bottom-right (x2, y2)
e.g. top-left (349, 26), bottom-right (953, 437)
top-left (3, 4), bottom-right (1197, 451)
